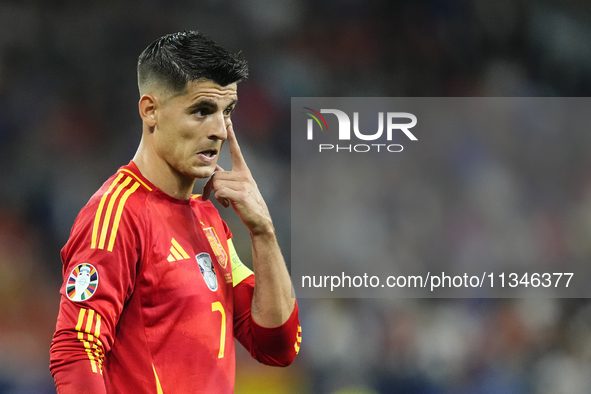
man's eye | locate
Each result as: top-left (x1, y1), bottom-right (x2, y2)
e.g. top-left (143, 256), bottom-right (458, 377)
top-left (224, 107), bottom-right (234, 116)
top-left (194, 109), bottom-right (209, 117)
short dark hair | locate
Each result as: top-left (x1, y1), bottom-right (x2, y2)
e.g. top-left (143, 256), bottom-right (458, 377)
top-left (137, 31), bottom-right (248, 94)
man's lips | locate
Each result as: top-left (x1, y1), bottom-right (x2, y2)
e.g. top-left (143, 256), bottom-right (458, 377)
top-left (197, 149), bottom-right (218, 162)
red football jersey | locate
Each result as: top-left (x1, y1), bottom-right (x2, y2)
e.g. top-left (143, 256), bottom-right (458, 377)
top-left (50, 162), bottom-right (300, 393)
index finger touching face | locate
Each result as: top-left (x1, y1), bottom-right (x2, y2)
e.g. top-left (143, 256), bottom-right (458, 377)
top-left (227, 124), bottom-right (247, 171)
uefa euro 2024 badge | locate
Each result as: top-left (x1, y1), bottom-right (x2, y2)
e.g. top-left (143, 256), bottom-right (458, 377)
top-left (67, 263), bottom-right (99, 302)
top-left (196, 252), bottom-right (218, 292)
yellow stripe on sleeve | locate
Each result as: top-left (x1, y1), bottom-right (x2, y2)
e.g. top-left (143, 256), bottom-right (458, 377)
top-left (85, 309), bottom-right (95, 334)
top-left (94, 313), bottom-right (101, 338)
top-left (98, 176), bottom-right (132, 249)
top-left (83, 341), bottom-right (98, 373)
top-left (74, 308), bottom-right (104, 375)
top-left (107, 181), bottom-right (140, 252)
top-left (92, 173), bottom-right (125, 249)
top-left (295, 325), bottom-right (302, 354)
top-left (229, 238), bottom-right (253, 287)
top-left (119, 169), bottom-right (152, 191)
top-left (75, 308), bottom-right (86, 332)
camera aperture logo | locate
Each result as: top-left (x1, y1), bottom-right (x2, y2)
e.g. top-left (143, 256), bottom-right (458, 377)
top-left (303, 107), bottom-right (417, 153)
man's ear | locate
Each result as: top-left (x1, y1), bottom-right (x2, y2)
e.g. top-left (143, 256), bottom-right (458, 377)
top-left (139, 94), bottom-right (157, 128)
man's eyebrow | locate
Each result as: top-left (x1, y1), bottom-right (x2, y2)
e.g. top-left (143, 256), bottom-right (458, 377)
top-left (188, 99), bottom-right (218, 111)
top-left (187, 99), bottom-right (238, 112)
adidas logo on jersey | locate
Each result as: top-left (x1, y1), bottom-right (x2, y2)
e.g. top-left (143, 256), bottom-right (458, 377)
top-left (167, 238), bottom-right (190, 262)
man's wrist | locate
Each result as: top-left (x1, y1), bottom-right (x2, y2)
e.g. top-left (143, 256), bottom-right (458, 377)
top-left (250, 222), bottom-right (276, 239)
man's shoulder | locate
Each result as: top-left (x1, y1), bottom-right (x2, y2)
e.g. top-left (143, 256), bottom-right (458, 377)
top-left (63, 164), bottom-right (152, 255)
top-left (76, 165), bottom-right (152, 227)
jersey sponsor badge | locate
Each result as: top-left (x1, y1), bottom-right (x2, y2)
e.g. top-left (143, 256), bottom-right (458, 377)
top-left (196, 252), bottom-right (218, 291)
top-left (67, 263), bottom-right (99, 302)
top-left (203, 227), bottom-right (228, 269)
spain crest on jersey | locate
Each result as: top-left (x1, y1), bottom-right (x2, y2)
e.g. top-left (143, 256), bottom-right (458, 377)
top-left (67, 263), bottom-right (99, 302)
top-left (203, 227), bottom-right (227, 269)
top-left (196, 252), bottom-right (218, 292)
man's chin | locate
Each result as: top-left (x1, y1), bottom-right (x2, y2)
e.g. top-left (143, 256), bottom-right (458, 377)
top-left (190, 165), bottom-right (217, 179)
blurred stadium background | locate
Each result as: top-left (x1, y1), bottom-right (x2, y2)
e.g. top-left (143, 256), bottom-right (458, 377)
top-left (2, 0), bottom-right (591, 393)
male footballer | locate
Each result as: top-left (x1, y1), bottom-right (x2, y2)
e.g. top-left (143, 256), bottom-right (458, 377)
top-left (50, 30), bottom-right (300, 393)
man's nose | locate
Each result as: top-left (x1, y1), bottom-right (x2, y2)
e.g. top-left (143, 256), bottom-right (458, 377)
top-left (208, 113), bottom-right (229, 140)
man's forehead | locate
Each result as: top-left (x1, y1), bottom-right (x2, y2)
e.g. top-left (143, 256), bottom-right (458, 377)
top-left (184, 79), bottom-right (238, 103)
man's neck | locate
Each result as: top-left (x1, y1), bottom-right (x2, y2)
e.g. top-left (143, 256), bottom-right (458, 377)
top-left (133, 143), bottom-right (195, 200)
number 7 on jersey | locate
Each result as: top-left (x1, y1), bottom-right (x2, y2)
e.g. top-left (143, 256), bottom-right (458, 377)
top-left (211, 302), bottom-right (226, 358)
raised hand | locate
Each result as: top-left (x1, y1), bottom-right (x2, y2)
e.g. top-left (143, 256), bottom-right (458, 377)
top-left (202, 125), bottom-right (273, 236)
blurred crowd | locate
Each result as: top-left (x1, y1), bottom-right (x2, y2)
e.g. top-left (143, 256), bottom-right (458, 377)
top-left (1, 0), bottom-right (591, 393)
